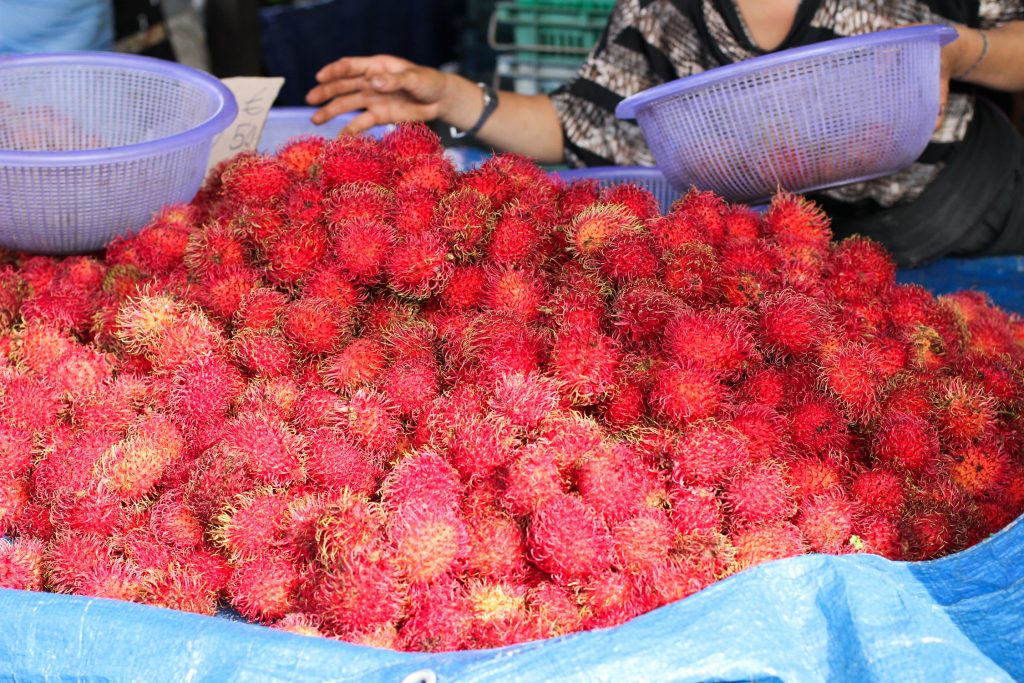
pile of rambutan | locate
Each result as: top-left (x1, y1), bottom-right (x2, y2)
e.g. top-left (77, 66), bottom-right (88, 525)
top-left (1, 123), bottom-right (1023, 651)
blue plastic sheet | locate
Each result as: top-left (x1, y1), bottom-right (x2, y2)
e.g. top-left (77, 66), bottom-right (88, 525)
top-left (1, 516), bottom-right (1021, 681)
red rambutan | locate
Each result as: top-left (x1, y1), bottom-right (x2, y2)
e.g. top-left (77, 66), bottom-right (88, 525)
top-left (528, 494), bottom-right (614, 583)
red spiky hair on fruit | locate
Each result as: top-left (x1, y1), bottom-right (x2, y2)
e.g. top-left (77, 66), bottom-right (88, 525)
top-left (319, 136), bottom-right (395, 188)
top-left (230, 329), bottom-right (292, 378)
top-left (276, 135), bottom-right (326, 177)
top-left (931, 375), bottom-right (998, 443)
top-left (662, 241), bottom-right (721, 306)
top-left (722, 204), bottom-right (763, 244)
top-left (223, 413), bottom-right (305, 486)
top-left (220, 154), bottom-right (294, 208)
top-left (94, 414), bottom-right (185, 500)
top-left (489, 371), bottom-right (560, 432)
top-left (0, 475), bottom-right (29, 534)
top-left (669, 485), bottom-right (724, 535)
top-left (483, 265), bottom-right (546, 322)
top-left (569, 203), bottom-right (638, 264)
top-left (310, 553), bottom-right (407, 637)
top-left (228, 553), bottom-right (301, 623)
top-left (557, 178), bottom-right (600, 220)
top-left (486, 201), bottom-right (545, 267)
top-left (758, 290), bottom-right (829, 359)
top-left (527, 493), bottom-right (614, 583)
top-left (279, 297), bottom-right (349, 356)
top-left (672, 421), bottom-right (750, 487)
top-left (43, 532), bottom-right (111, 594)
top-left (872, 410), bottom-right (939, 474)
top-left (826, 235), bottom-right (897, 304)
top-left (193, 264), bottom-right (260, 322)
top-left (447, 415), bottom-right (518, 483)
top-left (723, 460), bottom-right (797, 528)
top-left (670, 188), bottom-right (728, 245)
top-left (385, 230), bottom-right (453, 299)
top-left (303, 429), bottom-right (380, 496)
top-left (434, 186), bottom-right (493, 261)
top-left (320, 337), bottom-right (388, 393)
top-left (819, 341), bottom-right (885, 421)
top-left (399, 579), bottom-right (472, 652)
top-left (387, 500), bottom-right (468, 584)
top-left (850, 468), bottom-right (906, 517)
top-left (597, 230), bottom-right (661, 285)
top-left (380, 450), bottom-right (463, 518)
top-left (379, 359), bottom-right (439, 419)
top-left (212, 487), bottom-right (290, 561)
top-left (183, 220), bottom-right (248, 279)
top-left (396, 153), bottom-right (456, 196)
top-left (281, 179), bottom-right (326, 228)
top-left (499, 442), bottom-right (564, 517)
top-left (549, 330), bottom-right (622, 406)
top-left (134, 217), bottom-right (192, 274)
top-left (381, 121), bottom-right (445, 161)
top-left (49, 486), bottom-right (124, 537)
top-left (0, 537), bottom-right (45, 591)
top-left (728, 403), bottom-right (789, 462)
top-left (574, 443), bottom-right (658, 526)
top-left (391, 185), bottom-right (439, 237)
top-left (602, 183), bottom-right (660, 222)
top-left (787, 398), bottom-right (851, 458)
top-left (662, 308), bottom-right (756, 379)
top-left (440, 264), bottom-right (488, 312)
top-left (611, 509), bottom-right (674, 573)
top-left (168, 352), bottom-right (244, 429)
top-left (648, 362), bottom-right (724, 430)
top-left (795, 492), bottom-right (856, 553)
top-left (334, 388), bottom-right (402, 458)
top-left (763, 191), bottom-right (831, 254)
top-left (946, 439), bottom-right (1010, 498)
top-left (323, 182), bottom-right (394, 232)
top-left (259, 221), bottom-right (329, 286)
top-left (234, 287), bottom-right (288, 331)
top-left (330, 218), bottom-right (395, 284)
top-left (731, 522), bottom-right (806, 570)
top-left (0, 425), bottom-right (33, 481)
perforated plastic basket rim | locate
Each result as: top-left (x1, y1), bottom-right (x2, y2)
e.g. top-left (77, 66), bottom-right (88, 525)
top-left (0, 51), bottom-right (237, 166)
top-left (615, 24), bottom-right (958, 119)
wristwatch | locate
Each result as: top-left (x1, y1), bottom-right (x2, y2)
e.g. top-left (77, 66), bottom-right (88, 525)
top-left (449, 82), bottom-right (499, 140)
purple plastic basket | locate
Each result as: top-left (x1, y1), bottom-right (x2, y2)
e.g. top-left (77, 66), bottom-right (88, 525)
top-left (0, 52), bottom-right (237, 254)
top-left (616, 25), bottom-right (958, 204)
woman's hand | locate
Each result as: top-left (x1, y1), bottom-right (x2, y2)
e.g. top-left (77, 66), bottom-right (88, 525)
top-left (305, 55), bottom-right (453, 134)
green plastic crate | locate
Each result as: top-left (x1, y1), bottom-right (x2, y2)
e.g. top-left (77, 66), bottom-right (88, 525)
top-left (488, 1), bottom-right (613, 56)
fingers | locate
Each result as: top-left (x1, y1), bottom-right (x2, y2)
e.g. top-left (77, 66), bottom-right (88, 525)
top-left (341, 110), bottom-right (383, 136)
top-left (306, 76), bottom-right (370, 106)
top-left (315, 56), bottom-right (384, 83)
top-left (311, 92), bottom-right (369, 125)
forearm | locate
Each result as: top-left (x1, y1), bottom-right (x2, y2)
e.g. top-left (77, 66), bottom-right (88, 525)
top-left (439, 74), bottom-right (565, 164)
top-left (952, 21), bottom-right (1024, 92)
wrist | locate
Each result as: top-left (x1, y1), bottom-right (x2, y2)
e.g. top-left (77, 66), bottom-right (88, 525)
top-left (438, 74), bottom-right (485, 130)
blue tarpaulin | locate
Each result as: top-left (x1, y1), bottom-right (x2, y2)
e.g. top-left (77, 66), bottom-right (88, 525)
top-left (1, 515), bottom-right (1021, 681)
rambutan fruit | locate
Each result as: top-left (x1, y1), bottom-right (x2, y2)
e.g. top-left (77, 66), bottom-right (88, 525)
top-left (459, 506), bottom-right (528, 580)
top-left (381, 450), bottom-right (463, 514)
top-left (135, 217), bottom-right (192, 274)
top-left (485, 202), bottom-right (544, 267)
top-left (526, 580), bottom-right (582, 638)
top-left (826, 236), bottom-right (896, 304)
top-left (259, 222), bottom-right (329, 286)
top-left (319, 137), bottom-right (395, 188)
top-left (382, 121), bottom-right (445, 160)
top-left (946, 440), bottom-right (1010, 498)
top-left (183, 443), bottom-right (255, 524)
top-left (281, 179), bottom-right (326, 228)
top-left (500, 442), bottom-right (565, 517)
top-left (671, 189), bottom-right (728, 244)
top-left (574, 443), bottom-right (656, 526)
top-left (44, 532), bottom-right (110, 593)
top-left (648, 363), bottom-right (725, 430)
top-left (379, 359), bottom-right (439, 419)
top-left (40, 344), bottom-right (113, 400)
top-left (230, 329), bottom-right (293, 378)
top-left (314, 489), bottom-right (387, 564)
top-left (600, 372), bottom-right (647, 429)
top-left (303, 428), bottom-right (380, 495)
top-left (440, 264), bottom-right (488, 311)
top-left (785, 456), bottom-right (845, 503)
top-left (901, 509), bottom-right (954, 560)
top-left (228, 553), bottom-right (301, 623)
top-left (723, 204), bottom-right (763, 243)
top-left (50, 486), bottom-right (125, 537)
top-left (464, 577), bottom-right (533, 648)
top-left (611, 280), bottom-right (683, 348)
top-left (94, 415), bottom-right (184, 501)
top-left (931, 376), bottom-right (998, 443)
top-left (75, 557), bottom-right (145, 602)
top-left (276, 135), bottom-right (326, 176)
top-left (489, 371), bottom-right (559, 432)
top-left (728, 403), bottom-right (790, 462)
top-left (669, 485), bottom-right (724, 535)
top-left (662, 308), bottom-right (755, 379)
top-left (672, 422), bottom-right (751, 487)
top-left (143, 309), bottom-right (227, 375)
top-left (385, 230), bottom-right (453, 299)
top-left (434, 186), bottom-right (493, 260)
top-left (192, 264), bottom-right (260, 322)
top-left (557, 178), bottom-right (600, 220)
top-left (612, 509), bottom-right (674, 573)
top-left (0, 425), bottom-right (33, 479)
top-left (763, 191), bottom-right (830, 253)
top-left (602, 183), bottom-right (660, 222)
top-left (545, 282), bottom-right (607, 338)
top-left (787, 398), bottom-right (851, 458)
top-left (795, 492), bottom-right (856, 553)
top-left (331, 218), bottom-right (395, 284)
top-left (0, 373), bottom-right (61, 434)
top-left (0, 537), bottom-right (45, 591)
top-left (310, 556), bottom-right (406, 636)
top-left (0, 475), bottom-right (29, 534)
top-left (391, 185), bottom-right (440, 237)
top-left (149, 494), bottom-right (204, 550)
top-left (233, 287), bottom-right (287, 332)
top-left (223, 413), bottom-right (305, 487)
top-left (298, 264), bottom-right (362, 314)
top-left (597, 230), bottom-right (661, 285)
top-left (212, 488), bottom-right (290, 561)
top-left (168, 352), bottom-right (243, 428)
top-left (731, 522), bottom-right (806, 570)
top-left (11, 320), bottom-right (75, 373)
top-left (723, 461), bottom-right (796, 528)
top-left (396, 153), bottom-right (456, 196)
top-left (447, 415), bottom-right (519, 483)
top-left (579, 570), bottom-right (648, 630)
top-left (639, 555), bottom-right (712, 608)
top-left (740, 366), bottom-right (789, 410)
top-left (387, 500), bottom-right (467, 584)
top-left (527, 494), bottom-right (614, 583)
top-left (220, 154), bottom-right (294, 207)
top-left (758, 290), bottom-right (829, 359)
top-left (483, 266), bottom-right (546, 322)
top-left (280, 297), bottom-right (350, 356)
top-left (850, 468), bottom-right (906, 517)
top-left (851, 515), bottom-right (902, 560)
top-left (334, 388), bottom-right (402, 458)
top-left (569, 203), bottom-right (637, 260)
top-left (398, 580), bottom-right (472, 652)
top-left (549, 331), bottom-right (621, 406)
top-left (820, 342), bottom-right (884, 421)
top-left (141, 563), bottom-right (219, 615)
top-left (274, 612), bottom-right (325, 638)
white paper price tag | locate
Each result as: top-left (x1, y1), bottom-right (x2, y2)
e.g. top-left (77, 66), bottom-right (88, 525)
top-left (206, 76), bottom-right (285, 172)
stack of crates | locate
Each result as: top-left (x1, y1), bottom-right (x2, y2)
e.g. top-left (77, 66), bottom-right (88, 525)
top-left (488, 0), bottom-right (615, 95)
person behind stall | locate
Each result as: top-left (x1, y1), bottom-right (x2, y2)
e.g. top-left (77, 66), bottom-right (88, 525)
top-left (306, 0), bottom-right (1024, 267)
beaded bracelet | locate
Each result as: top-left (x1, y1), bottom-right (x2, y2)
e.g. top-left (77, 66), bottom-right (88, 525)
top-left (955, 28), bottom-right (989, 80)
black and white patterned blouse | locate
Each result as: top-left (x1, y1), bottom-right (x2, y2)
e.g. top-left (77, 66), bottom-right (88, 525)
top-left (550, 0), bottom-right (1023, 208)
